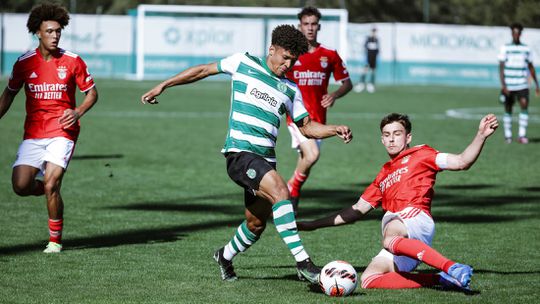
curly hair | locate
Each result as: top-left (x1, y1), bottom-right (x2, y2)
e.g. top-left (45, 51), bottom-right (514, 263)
top-left (510, 22), bottom-right (523, 32)
top-left (380, 113), bottom-right (412, 134)
top-left (27, 2), bottom-right (70, 34)
top-left (271, 25), bottom-right (308, 57)
top-left (297, 6), bottom-right (321, 21)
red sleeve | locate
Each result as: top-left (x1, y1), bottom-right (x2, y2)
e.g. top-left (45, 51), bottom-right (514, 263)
top-left (7, 61), bottom-right (24, 91)
top-left (419, 145), bottom-right (441, 171)
top-left (74, 56), bottom-right (95, 92)
top-left (360, 174), bottom-right (383, 208)
top-left (331, 51), bottom-right (349, 82)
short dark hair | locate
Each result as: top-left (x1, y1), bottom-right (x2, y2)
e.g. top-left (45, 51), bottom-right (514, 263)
top-left (27, 2), bottom-right (70, 34)
top-left (510, 22), bottom-right (523, 32)
top-left (271, 25), bottom-right (308, 57)
top-left (297, 6), bottom-right (321, 21)
top-left (380, 113), bottom-right (412, 134)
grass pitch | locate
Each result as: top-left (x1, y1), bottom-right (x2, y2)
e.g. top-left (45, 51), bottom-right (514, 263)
top-left (0, 79), bottom-right (539, 303)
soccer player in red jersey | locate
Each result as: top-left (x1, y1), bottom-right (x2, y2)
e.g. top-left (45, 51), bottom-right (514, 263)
top-left (298, 113), bottom-right (499, 291)
top-left (0, 3), bottom-right (98, 253)
top-left (286, 7), bottom-right (352, 210)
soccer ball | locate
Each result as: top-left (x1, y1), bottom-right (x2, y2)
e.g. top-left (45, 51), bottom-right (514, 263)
top-left (318, 260), bottom-right (358, 297)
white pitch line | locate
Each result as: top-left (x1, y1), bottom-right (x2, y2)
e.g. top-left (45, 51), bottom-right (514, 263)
top-left (7, 107), bottom-right (539, 123)
top-left (446, 107), bottom-right (540, 123)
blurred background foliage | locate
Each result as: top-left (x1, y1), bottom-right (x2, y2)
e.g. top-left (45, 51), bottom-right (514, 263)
top-left (1, 0), bottom-right (539, 27)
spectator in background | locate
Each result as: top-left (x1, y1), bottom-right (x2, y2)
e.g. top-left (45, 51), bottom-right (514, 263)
top-left (498, 22), bottom-right (539, 144)
top-left (354, 27), bottom-right (379, 93)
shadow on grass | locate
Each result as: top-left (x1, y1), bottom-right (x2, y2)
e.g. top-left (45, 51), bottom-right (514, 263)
top-left (112, 201), bottom-right (245, 215)
top-left (521, 186), bottom-right (540, 192)
top-left (434, 214), bottom-right (536, 223)
top-left (473, 268), bottom-right (540, 275)
top-left (110, 186), bottom-right (539, 225)
top-left (436, 184), bottom-right (498, 190)
top-left (0, 218), bottom-right (242, 256)
top-left (433, 194), bottom-right (540, 211)
top-left (72, 154), bottom-right (124, 160)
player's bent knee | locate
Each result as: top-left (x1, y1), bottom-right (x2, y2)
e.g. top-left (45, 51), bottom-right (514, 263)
top-left (12, 182), bottom-right (33, 196)
top-left (268, 185), bottom-right (289, 203)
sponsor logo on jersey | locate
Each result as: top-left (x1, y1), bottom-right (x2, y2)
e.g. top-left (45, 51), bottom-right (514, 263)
top-left (293, 70), bottom-right (326, 86)
top-left (294, 59), bottom-right (302, 66)
top-left (28, 82), bottom-right (68, 93)
top-left (57, 66), bottom-right (67, 79)
top-left (85, 68), bottom-right (93, 83)
top-left (250, 88), bottom-right (278, 107)
top-left (29, 72), bottom-right (38, 79)
top-left (379, 166), bottom-right (409, 193)
top-left (320, 56), bottom-right (328, 68)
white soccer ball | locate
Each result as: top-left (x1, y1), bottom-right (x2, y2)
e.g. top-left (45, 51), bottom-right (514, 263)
top-left (319, 260), bottom-right (358, 297)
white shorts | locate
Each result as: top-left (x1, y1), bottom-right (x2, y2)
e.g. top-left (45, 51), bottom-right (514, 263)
top-left (287, 122), bottom-right (322, 149)
top-left (374, 207), bottom-right (435, 272)
top-left (13, 137), bottom-right (75, 174)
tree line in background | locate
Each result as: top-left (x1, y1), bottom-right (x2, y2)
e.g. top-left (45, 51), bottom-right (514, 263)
top-left (2, 0), bottom-right (539, 28)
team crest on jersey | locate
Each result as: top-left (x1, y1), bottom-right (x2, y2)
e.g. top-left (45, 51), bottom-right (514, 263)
top-left (277, 82), bottom-right (287, 93)
top-left (320, 56), bottom-right (328, 68)
top-left (57, 66), bottom-right (68, 79)
top-left (401, 156), bottom-right (410, 164)
top-left (246, 168), bottom-right (257, 179)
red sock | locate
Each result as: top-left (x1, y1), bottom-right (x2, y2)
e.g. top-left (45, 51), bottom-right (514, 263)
top-left (389, 237), bottom-right (454, 273)
top-left (48, 218), bottom-right (63, 244)
top-left (287, 171), bottom-right (307, 198)
top-left (362, 272), bottom-right (440, 289)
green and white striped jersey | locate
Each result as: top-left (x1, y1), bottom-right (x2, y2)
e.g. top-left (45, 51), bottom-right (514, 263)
top-left (498, 42), bottom-right (533, 91)
top-left (218, 52), bottom-right (308, 162)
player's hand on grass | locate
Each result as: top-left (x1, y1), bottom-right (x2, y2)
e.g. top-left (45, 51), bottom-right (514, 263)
top-left (336, 125), bottom-right (352, 143)
top-left (59, 108), bottom-right (80, 129)
top-left (478, 114), bottom-right (498, 138)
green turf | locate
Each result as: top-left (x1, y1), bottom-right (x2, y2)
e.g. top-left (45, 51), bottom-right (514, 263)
top-left (0, 79), bottom-right (539, 303)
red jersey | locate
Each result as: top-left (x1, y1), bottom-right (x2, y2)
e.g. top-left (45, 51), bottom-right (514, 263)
top-left (361, 145), bottom-right (443, 216)
top-left (8, 48), bottom-right (95, 141)
top-left (286, 44), bottom-right (349, 124)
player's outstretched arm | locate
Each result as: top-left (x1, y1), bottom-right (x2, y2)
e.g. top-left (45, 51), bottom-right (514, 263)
top-left (141, 63), bottom-right (219, 104)
top-left (297, 116), bottom-right (352, 143)
top-left (298, 198), bottom-right (373, 231)
top-left (0, 88), bottom-right (18, 120)
top-left (445, 114), bottom-right (498, 171)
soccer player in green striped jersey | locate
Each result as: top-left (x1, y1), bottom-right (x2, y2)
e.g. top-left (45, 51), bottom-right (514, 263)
top-left (498, 23), bottom-right (539, 144)
top-left (141, 25), bottom-right (352, 284)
